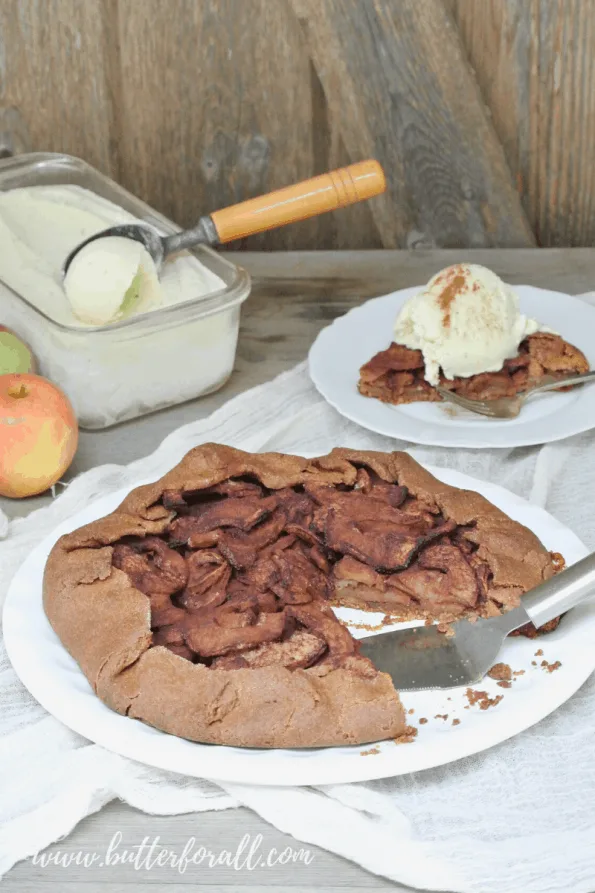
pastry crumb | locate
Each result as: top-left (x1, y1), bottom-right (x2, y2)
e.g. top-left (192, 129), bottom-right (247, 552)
top-left (408, 708), bottom-right (415, 715)
top-left (419, 717), bottom-right (428, 724)
top-left (513, 670), bottom-right (525, 677)
top-left (394, 725), bottom-right (418, 743)
top-left (541, 659), bottom-right (562, 673)
top-left (437, 622), bottom-right (455, 637)
top-left (497, 680), bottom-right (512, 689)
top-left (487, 662), bottom-right (512, 681)
top-left (452, 718), bottom-right (460, 726)
top-left (466, 688), bottom-right (488, 706)
top-left (531, 660), bottom-right (537, 666)
top-left (435, 713), bottom-right (449, 720)
top-left (481, 695), bottom-right (503, 710)
top-left (535, 649), bottom-right (544, 656)
top-left (345, 619), bottom-right (384, 632)
top-left (465, 688), bottom-right (503, 710)
top-left (360, 746), bottom-right (380, 756)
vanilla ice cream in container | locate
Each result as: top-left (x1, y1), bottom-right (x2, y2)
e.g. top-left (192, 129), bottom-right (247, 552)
top-left (0, 153), bottom-right (250, 428)
top-left (393, 263), bottom-right (549, 385)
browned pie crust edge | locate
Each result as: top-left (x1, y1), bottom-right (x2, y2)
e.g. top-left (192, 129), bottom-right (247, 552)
top-left (43, 445), bottom-right (554, 748)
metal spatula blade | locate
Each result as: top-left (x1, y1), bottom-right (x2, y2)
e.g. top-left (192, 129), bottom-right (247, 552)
top-left (358, 606), bottom-right (529, 691)
top-left (357, 551), bottom-right (595, 691)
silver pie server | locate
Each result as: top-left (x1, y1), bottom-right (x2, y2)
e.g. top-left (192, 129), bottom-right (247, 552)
top-left (358, 550), bottom-right (595, 691)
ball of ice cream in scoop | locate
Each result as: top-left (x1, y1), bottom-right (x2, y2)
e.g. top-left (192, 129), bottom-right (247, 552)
top-left (64, 236), bottom-right (161, 326)
top-left (393, 263), bottom-right (549, 385)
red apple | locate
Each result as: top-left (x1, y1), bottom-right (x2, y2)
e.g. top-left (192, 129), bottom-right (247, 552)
top-left (0, 374), bottom-right (78, 498)
top-left (0, 326), bottom-right (36, 374)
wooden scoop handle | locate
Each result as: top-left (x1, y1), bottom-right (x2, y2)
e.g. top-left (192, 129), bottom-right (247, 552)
top-left (209, 160), bottom-right (386, 244)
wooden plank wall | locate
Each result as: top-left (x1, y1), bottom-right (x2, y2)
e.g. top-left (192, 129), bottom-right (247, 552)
top-left (0, 0), bottom-right (592, 250)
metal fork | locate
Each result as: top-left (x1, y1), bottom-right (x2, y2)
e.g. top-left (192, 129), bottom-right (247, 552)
top-left (435, 370), bottom-right (595, 418)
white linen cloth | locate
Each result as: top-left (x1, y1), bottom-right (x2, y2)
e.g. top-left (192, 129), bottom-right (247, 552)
top-left (2, 306), bottom-right (595, 892)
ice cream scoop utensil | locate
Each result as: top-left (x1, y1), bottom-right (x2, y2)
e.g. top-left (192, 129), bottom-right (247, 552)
top-left (358, 550), bottom-right (595, 690)
top-left (435, 370), bottom-right (595, 419)
top-left (63, 160), bottom-right (385, 278)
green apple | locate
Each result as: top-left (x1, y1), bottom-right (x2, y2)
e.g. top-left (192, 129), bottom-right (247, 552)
top-left (0, 326), bottom-right (36, 375)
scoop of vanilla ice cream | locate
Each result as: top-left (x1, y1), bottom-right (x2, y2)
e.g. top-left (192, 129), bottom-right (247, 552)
top-left (64, 236), bottom-right (161, 326)
top-left (393, 263), bottom-right (548, 385)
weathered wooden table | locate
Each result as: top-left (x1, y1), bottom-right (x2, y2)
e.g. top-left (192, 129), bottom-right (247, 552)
top-left (4, 249), bottom-right (595, 892)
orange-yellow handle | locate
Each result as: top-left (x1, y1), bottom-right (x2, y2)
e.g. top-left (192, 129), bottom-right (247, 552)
top-left (209, 160), bottom-right (386, 244)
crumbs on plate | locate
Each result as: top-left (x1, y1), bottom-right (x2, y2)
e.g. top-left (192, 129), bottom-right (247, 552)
top-left (395, 726), bottom-right (418, 743)
top-left (465, 688), bottom-right (503, 710)
top-left (541, 659), bottom-right (562, 673)
top-left (487, 662), bottom-right (512, 682)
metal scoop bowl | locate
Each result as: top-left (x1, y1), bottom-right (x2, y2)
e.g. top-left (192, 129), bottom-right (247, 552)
top-left (63, 160), bottom-right (386, 280)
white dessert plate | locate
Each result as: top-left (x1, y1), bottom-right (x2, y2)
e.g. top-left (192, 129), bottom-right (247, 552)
top-left (4, 465), bottom-right (594, 786)
top-left (308, 284), bottom-right (595, 448)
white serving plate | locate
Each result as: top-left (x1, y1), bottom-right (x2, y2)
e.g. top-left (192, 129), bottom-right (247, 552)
top-left (309, 285), bottom-right (595, 448)
top-left (3, 465), bottom-right (592, 786)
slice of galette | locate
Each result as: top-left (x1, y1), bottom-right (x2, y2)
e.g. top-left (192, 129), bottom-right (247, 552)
top-left (358, 333), bottom-right (588, 406)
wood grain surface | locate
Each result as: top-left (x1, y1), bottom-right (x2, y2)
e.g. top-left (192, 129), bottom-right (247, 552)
top-left (453, 0), bottom-right (595, 247)
top-left (111, 0), bottom-right (322, 251)
top-left (0, 0), bottom-right (115, 174)
top-left (291, 0), bottom-right (534, 249)
top-left (0, 0), bottom-right (591, 248)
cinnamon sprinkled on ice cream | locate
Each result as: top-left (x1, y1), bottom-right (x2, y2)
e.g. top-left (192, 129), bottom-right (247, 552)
top-left (393, 263), bottom-right (549, 385)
